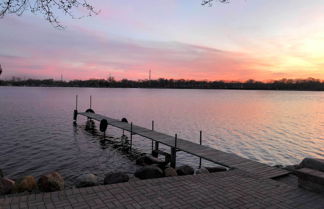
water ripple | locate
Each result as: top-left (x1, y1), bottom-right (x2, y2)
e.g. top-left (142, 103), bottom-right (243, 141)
top-left (1, 87), bottom-right (324, 186)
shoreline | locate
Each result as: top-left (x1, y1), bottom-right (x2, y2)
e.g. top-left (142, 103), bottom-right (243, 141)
top-left (2, 85), bottom-right (324, 93)
top-left (1, 165), bottom-right (323, 209)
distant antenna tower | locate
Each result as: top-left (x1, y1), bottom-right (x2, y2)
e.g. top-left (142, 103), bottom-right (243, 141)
top-left (61, 73), bottom-right (63, 81)
top-left (149, 69), bottom-right (151, 81)
top-left (0, 64), bottom-right (2, 76)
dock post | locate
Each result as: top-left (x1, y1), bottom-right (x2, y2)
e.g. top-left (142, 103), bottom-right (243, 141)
top-left (76, 95), bottom-right (78, 111)
top-left (151, 120), bottom-right (154, 152)
top-left (73, 95), bottom-right (78, 122)
top-left (130, 122), bottom-right (133, 151)
top-left (199, 130), bottom-right (202, 168)
top-left (153, 141), bottom-right (159, 158)
top-left (171, 134), bottom-right (177, 168)
top-left (105, 123), bottom-right (108, 139)
top-left (90, 95), bottom-right (92, 109)
top-left (151, 120), bottom-right (160, 157)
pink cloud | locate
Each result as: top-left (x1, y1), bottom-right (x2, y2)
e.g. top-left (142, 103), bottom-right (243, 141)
top-left (1, 16), bottom-right (324, 81)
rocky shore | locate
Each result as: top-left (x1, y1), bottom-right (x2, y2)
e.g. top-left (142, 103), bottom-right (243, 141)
top-left (0, 152), bottom-right (228, 196)
top-left (2, 143), bottom-right (324, 197)
top-left (7, 135), bottom-right (324, 196)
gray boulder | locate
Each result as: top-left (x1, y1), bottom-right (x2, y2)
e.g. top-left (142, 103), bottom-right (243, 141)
top-left (76, 174), bottom-right (98, 188)
top-left (205, 166), bottom-right (227, 173)
top-left (134, 166), bottom-right (163, 179)
top-left (0, 178), bottom-right (15, 195)
top-left (104, 172), bottom-right (129, 185)
top-left (136, 155), bottom-right (147, 166)
top-left (151, 163), bottom-right (168, 171)
top-left (176, 165), bottom-right (194, 176)
top-left (136, 155), bottom-right (166, 166)
top-left (16, 176), bottom-right (37, 193)
top-left (195, 168), bottom-right (210, 175)
top-left (38, 172), bottom-right (64, 192)
top-left (164, 167), bottom-right (177, 177)
top-left (299, 158), bottom-right (324, 172)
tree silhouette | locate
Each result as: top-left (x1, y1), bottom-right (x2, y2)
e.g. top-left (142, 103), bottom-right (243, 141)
top-left (0, 0), bottom-right (98, 28)
top-left (2, 77), bottom-right (324, 91)
top-left (0, 1), bottom-right (230, 28)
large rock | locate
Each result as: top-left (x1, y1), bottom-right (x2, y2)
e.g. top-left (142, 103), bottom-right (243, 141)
top-left (136, 155), bottom-right (166, 166)
top-left (135, 155), bottom-right (147, 166)
top-left (134, 166), bottom-right (163, 179)
top-left (151, 163), bottom-right (168, 171)
top-left (195, 168), bottom-right (210, 175)
top-left (16, 176), bottom-right (37, 193)
top-left (0, 169), bottom-right (3, 178)
top-left (0, 178), bottom-right (15, 195)
top-left (164, 167), bottom-right (177, 177)
top-left (38, 172), bottom-right (64, 192)
top-left (205, 166), bottom-right (227, 173)
top-left (176, 165), bottom-right (194, 176)
top-left (299, 158), bottom-right (324, 172)
top-left (104, 172), bottom-right (129, 185)
top-left (76, 174), bottom-right (98, 188)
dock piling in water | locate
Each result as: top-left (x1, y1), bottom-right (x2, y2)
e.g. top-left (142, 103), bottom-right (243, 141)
top-left (73, 95), bottom-right (78, 122)
top-left (153, 141), bottom-right (159, 158)
top-left (90, 95), bottom-right (92, 109)
top-left (199, 130), bottom-right (202, 168)
top-left (76, 95), bottom-right (78, 111)
top-left (130, 122), bottom-right (133, 151)
top-left (73, 110), bottom-right (78, 121)
top-left (170, 134), bottom-right (178, 168)
top-left (121, 118), bottom-right (128, 136)
top-left (151, 120), bottom-right (154, 152)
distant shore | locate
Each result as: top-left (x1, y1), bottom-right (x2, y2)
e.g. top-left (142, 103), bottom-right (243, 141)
top-left (1, 77), bottom-right (324, 91)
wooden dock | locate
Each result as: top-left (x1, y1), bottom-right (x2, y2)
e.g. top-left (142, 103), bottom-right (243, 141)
top-left (77, 111), bottom-right (289, 179)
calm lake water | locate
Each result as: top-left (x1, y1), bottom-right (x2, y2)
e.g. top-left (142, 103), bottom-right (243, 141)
top-left (0, 87), bottom-right (323, 186)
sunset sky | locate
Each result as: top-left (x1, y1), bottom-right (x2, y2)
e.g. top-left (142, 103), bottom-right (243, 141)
top-left (1, 0), bottom-right (324, 81)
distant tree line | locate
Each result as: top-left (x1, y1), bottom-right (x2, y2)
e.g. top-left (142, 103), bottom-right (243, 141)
top-left (1, 77), bottom-right (324, 91)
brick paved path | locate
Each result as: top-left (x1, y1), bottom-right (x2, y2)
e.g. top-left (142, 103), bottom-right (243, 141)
top-left (1, 170), bottom-right (324, 209)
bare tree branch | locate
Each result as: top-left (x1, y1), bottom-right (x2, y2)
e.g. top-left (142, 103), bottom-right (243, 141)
top-left (0, 1), bottom-right (228, 28)
top-left (202, 0), bottom-right (229, 6)
top-left (0, 0), bottom-right (99, 28)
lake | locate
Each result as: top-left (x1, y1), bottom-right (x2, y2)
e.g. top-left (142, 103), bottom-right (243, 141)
top-left (0, 87), bottom-right (323, 186)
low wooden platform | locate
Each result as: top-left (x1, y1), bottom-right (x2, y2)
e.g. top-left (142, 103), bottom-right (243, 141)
top-left (78, 112), bottom-right (289, 179)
